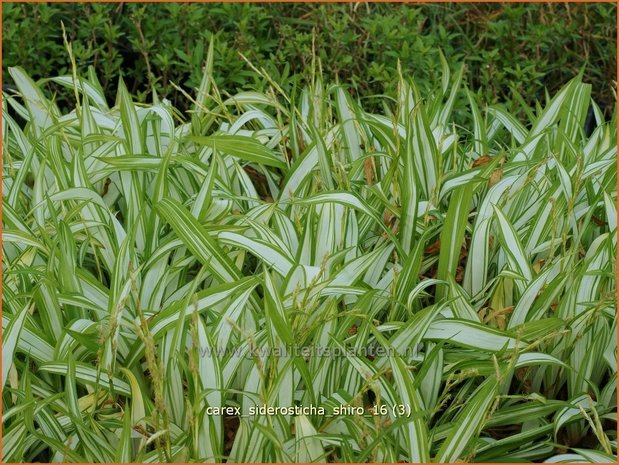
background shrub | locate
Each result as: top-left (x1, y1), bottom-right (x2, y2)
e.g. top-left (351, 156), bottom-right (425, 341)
top-left (3, 2), bottom-right (617, 114)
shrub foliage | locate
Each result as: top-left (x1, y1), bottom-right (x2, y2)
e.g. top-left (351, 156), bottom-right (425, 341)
top-left (3, 2), bottom-right (617, 114)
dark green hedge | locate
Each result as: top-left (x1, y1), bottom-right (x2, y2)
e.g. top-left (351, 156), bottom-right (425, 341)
top-left (3, 2), bottom-right (616, 113)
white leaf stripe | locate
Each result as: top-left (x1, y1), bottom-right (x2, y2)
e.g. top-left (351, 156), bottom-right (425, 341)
top-left (435, 378), bottom-right (499, 462)
top-left (155, 198), bottom-right (241, 282)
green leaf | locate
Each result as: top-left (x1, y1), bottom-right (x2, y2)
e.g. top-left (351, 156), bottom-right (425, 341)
top-left (389, 356), bottom-right (431, 462)
top-left (435, 377), bottom-right (499, 462)
top-left (40, 362), bottom-right (132, 396)
top-left (189, 134), bottom-right (287, 169)
top-left (2, 303), bottom-right (30, 388)
top-left (155, 198), bottom-right (242, 283)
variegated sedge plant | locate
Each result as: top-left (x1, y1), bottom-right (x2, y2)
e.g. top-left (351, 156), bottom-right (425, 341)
top-left (2, 41), bottom-right (617, 463)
